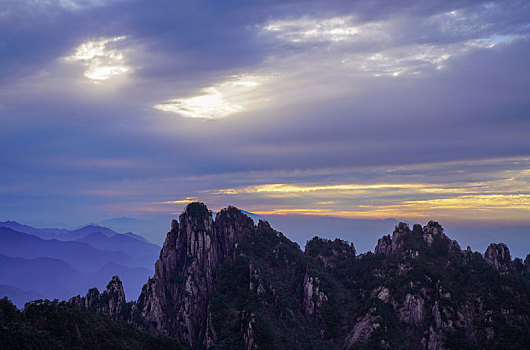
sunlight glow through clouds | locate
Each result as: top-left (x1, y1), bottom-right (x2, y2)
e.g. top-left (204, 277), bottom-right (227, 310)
top-left (161, 197), bottom-right (198, 204)
top-left (64, 36), bottom-right (130, 80)
top-left (154, 75), bottom-right (266, 119)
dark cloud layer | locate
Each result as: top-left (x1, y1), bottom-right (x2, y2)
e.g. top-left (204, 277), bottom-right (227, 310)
top-left (1, 0), bottom-right (529, 245)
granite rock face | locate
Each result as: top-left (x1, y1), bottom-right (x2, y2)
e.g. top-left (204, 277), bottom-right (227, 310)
top-left (484, 243), bottom-right (512, 274)
top-left (69, 275), bottom-right (126, 320)
top-left (374, 234), bottom-right (392, 255)
top-left (375, 221), bottom-right (460, 257)
top-left (133, 203), bottom-right (254, 347)
top-left (303, 273), bottom-right (328, 316)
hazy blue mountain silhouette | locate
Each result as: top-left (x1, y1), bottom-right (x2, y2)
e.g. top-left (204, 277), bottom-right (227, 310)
top-left (65, 225), bottom-right (122, 240)
top-left (122, 231), bottom-right (152, 244)
top-left (0, 227), bottom-right (135, 272)
top-left (0, 253), bottom-right (82, 301)
top-left (0, 221), bottom-right (155, 244)
top-left (0, 223), bottom-right (160, 307)
top-left (75, 231), bottom-right (160, 260)
top-left (98, 217), bottom-right (162, 243)
top-left (0, 253), bottom-right (152, 307)
top-left (0, 221), bottom-right (70, 240)
top-left (0, 285), bottom-right (43, 308)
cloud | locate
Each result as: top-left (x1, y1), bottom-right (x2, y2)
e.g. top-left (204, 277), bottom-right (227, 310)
top-left (262, 16), bottom-right (366, 43)
top-left (161, 197), bottom-right (198, 204)
top-left (154, 75), bottom-right (268, 119)
top-left (0, 0), bottom-right (529, 230)
top-left (64, 36), bottom-right (130, 80)
top-left (261, 8), bottom-right (530, 77)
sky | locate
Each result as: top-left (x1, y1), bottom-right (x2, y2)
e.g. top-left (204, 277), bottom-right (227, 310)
top-left (1, 0), bottom-right (530, 247)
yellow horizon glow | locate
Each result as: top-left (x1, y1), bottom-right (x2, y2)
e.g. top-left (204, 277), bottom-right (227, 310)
top-left (210, 169), bottom-right (530, 223)
top-left (161, 197), bottom-right (198, 204)
top-left (215, 179), bottom-right (530, 196)
top-left (249, 193), bottom-right (530, 222)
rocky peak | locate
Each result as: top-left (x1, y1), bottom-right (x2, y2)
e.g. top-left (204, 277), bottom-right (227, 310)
top-left (215, 206), bottom-right (255, 259)
top-left (374, 221), bottom-right (460, 258)
top-left (257, 219), bottom-right (272, 232)
top-left (134, 202), bottom-right (257, 348)
top-left (106, 275), bottom-right (125, 294)
top-left (484, 243), bottom-right (512, 273)
top-left (69, 275), bottom-right (126, 320)
top-left (373, 222), bottom-right (411, 255)
top-left (104, 276), bottom-right (126, 317)
top-left (391, 222), bottom-right (410, 252)
top-left (375, 234), bottom-right (392, 255)
top-left (179, 202), bottom-right (214, 259)
top-left (171, 219), bottom-right (178, 231)
top-left (305, 236), bottom-right (356, 268)
top-left (423, 221), bottom-right (444, 246)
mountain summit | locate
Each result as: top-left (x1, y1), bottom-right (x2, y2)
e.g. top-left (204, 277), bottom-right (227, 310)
top-left (7, 202), bottom-right (529, 349)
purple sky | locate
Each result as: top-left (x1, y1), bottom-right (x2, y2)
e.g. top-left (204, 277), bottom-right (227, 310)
top-left (1, 0), bottom-right (530, 244)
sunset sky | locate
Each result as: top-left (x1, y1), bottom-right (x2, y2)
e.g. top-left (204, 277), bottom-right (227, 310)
top-left (1, 0), bottom-right (530, 241)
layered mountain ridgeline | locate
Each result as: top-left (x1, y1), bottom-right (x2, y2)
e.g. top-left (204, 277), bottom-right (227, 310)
top-left (0, 223), bottom-right (160, 305)
top-left (4, 202), bottom-right (528, 349)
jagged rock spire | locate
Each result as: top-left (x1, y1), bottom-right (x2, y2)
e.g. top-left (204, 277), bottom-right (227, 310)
top-left (374, 221), bottom-right (460, 256)
top-left (134, 202), bottom-right (257, 348)
top-left (69, 275), bottom-right (126, 320)
top-left (484, 243), bottom-right (512, 273)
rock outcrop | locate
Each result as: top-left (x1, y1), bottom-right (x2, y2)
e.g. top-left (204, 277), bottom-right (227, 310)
top-left (484, 243), bottom-right (512, 273)
top-left (302, 273), bottom-right (328, 316)
top-left (133, 203), bottom-right (254, 347)
top-left (374, 221), bottom-right (460, 257)
top-left (69, 275), bottom-right (126, 320)
top-left (374, 234), bottom-right (392, 255)
top-left (343, 311), bottom-right (381, 348)
top-left (305, 236), bottom-right (356, 268)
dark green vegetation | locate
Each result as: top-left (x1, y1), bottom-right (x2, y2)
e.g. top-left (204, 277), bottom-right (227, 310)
top-left (0, 297), bottom-right (185, 350)
top-left (204, 218), bottom-right (530, 349)
top-left (209, 222), bottom-right (311, 349)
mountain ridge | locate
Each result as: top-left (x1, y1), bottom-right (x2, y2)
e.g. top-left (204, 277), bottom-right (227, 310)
top-left (63, 202), bottom-right (530, 349)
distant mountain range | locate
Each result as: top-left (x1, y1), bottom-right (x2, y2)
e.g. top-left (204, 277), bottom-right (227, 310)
top-left (0, 221), bottom-right (160, 307)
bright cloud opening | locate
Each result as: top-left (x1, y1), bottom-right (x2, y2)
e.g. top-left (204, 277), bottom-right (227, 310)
top-left (64, 36), bottom-right (130, 81)
top-left (154, 75), bottom-right (266, 119)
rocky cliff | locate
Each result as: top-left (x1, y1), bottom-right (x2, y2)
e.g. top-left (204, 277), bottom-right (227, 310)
top-left (69, 275), bottom-right (127, 320)
top-left (132, 203), bottom-right (255, 347)
top-left (71, 203), bottom-right (530, 349)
